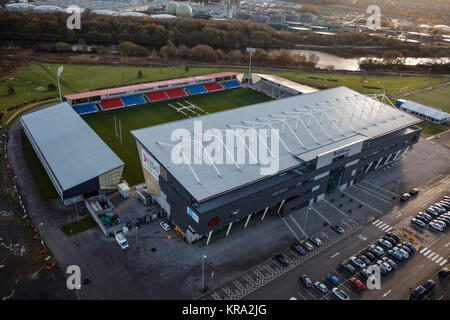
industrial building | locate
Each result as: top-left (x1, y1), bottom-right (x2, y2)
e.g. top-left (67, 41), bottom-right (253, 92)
top-left (20, 102), bottom-right (124, 204)
top-left (131, 86), bottom-right (422, 244)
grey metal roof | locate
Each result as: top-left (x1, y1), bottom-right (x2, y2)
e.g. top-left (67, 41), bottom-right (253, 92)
top-left (253, 73), bottom-right (319, 94)
top-left (400, 100), bottom-right (450, 121)
top-left (132, 86), bottom-right (420, 202)
top-left (21, 102), bottom-right (124, 193)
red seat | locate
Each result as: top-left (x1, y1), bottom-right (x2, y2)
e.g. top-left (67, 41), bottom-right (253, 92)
top-left (203, 82), bottom-right (223, 92)
top-left (165, 88), bottom-right (186, 98)
top-left (145, 90), bottom-right (168, 102)
top-left (101, 98), bottom-right (124, 110)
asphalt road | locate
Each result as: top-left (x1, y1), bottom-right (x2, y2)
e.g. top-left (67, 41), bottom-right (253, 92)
top-left (245, 175), bottom-right (450, 300)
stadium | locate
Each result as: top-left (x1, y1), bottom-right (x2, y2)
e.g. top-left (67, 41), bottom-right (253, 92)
top-left (20, 71), bottom-right (422, 243)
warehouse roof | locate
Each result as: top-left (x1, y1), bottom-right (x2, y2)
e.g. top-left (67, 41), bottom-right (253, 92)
top-left (20, 102), bottom-right (124, 195)
top-left (132, 86), bottom-right (420, 202)
top-left (399, 100), bottom-right (450, 122)
top-left (64, 72), bottom-right (241, 100)
top-left (253, 73), bottom-right (318, 94)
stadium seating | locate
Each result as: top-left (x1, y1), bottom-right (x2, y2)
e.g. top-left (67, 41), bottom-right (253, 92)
top-left (72, 103), bottom-right (98, 115)
top-left (185, 84), bottom-right (208, 95)
top-left (203, 82), bottom-right (223, 92)
top-left (222, 80), bottom-right (241, 89)
top-left (121, 94), bottom-right (145, 106)
top-left (101, 98), bottom-right (124, 110)
top-left (145, 90), bottom-right (168, 102)
top-left (165, 87), bottom-right (187, 98)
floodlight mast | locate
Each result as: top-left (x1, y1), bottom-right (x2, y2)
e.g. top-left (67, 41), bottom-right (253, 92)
top-left (246, 47), bottom-right (256, 82)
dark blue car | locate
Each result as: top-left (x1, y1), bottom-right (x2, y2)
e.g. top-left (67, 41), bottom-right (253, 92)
top-left (292, 243), bottom-right (306, 255)
top-left (326, 274), bottom-right (339, 285)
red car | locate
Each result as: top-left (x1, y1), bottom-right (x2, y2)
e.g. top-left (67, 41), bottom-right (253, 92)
top-left (350, 277), bottom-right (365, 290)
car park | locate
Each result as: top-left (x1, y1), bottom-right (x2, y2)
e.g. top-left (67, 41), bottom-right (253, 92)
top-left (377, 239), bottom-right (393, 249)
top-left (410, 188), bottom-right (419, 195)
top-left (349, 277), bottom-right (365, 290)
top-left (364, 251), bottom-right (376, 262)
top-left (387, 250), bottom-right (403, 261)
top-left (314, 281), bottom-right (328, 294)
top-left (331, 225), bottom-right (345, 234)
top-left (369, 245), bottom-right (385, 256)
top-left (400, 193), bottom-right (411, 201)
top-left (299, 240), bottom-right (315, 252)
top-left (393, 246), bottom-right (409, 259)
top-left (411, 218), bottom-right (425, 228)
top-left (160, 221), bottom-right (172, 231)
top-left (382, 257), bottom-right (398, 269)
top-left (429, 222), bottom-right (444, 232)
top-left (300, 274), bottom-right (312, 288)
top-left (326, 274), bottom-right (339, 285)
top-left (385, 233), bottom-right (400, 243)
top-left (349, 256), bottom-right (366, 269)
top-left (309, 236), bottom-right (323, 247)
top-left (376, 260), bottom-right (392, 272)
top-left (292, 243), bottom-right (306, 255)
top-left (339, 262), bottom-right (356, 275)
top-left (331, 288), bottom-right (349, 300)
top-left (358, 255), bottom-right (371, 266)
top-left (276, 255), bottom-right (290, 266)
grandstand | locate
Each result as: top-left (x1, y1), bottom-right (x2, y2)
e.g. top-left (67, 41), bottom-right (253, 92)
top-left (251, 73), bottom-right (318, 98)
top-left (63, 72), bottom-right (243, 115)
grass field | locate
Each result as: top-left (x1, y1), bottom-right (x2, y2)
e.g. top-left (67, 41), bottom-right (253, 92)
top-left (83, 88), bottom-right (271, 186)
top-left (2, 63), bottom-right (448, 114)
top-left (406, 84), bottom-right (450, 113)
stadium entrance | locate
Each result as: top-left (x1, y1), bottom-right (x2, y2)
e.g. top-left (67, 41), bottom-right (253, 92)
top-left (326, 167), bottom-right (344, 194)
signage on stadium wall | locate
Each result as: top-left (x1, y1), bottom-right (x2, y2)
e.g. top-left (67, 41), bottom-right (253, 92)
top-left (141, 148), bottom-right (160, 181)
top-left (187, 207), bottom-right (199, 223)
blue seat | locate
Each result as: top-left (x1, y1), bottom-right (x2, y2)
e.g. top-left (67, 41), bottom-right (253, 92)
top-left (222, 80), bottom-right (241, 89)
top-left (121, 94), bottom-right (145, 106)
top-left (185, 84), bottom-right (208, 95)
top-left (72, 103), bottom-right (97, 115)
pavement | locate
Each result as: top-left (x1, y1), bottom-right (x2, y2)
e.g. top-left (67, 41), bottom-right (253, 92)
top-left (6, 113), bottom-right (450, 300)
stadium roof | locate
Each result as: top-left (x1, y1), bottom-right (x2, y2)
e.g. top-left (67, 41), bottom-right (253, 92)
top-left (253, 73), bottom-right (319, 94)
top-left (399, 100), bottom-right (450, 122)
top-left (64, 72), bottom-right (241, 100)
top-left (132, 86), bottom-right (420, 202)
top-left (21, 102), bottom-right (124, 196)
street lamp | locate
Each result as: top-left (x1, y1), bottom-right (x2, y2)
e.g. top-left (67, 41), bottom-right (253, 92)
top-left (246, 47), bottom-right (256, 82)
top-left (135, 226), bottom-right (139, 249)
top-left (201, 254), bottom-right (207, 292)
top-left (57, 66), bottom-right (63, 102)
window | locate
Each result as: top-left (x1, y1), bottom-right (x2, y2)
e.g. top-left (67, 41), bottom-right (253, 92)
top-left (272, 187), bottom-right (288, 197)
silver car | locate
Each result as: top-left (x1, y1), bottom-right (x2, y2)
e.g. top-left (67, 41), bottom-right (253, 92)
top-left (429, 222), bottom-right (444, 232)
top-left (331, 288), bottom-right (349, 300)
top-left (369, 244), bottom-right (384, 256)
top-left (350, 256), bottom-right (366, 269)
top-left (393, 246), bottom-right (409, 259)
top-left (376, 260), bottom-right (392, 272)
top-left (314, 281), bottom-right (328, 294)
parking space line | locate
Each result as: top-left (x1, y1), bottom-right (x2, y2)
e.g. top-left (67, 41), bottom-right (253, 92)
top-left (288, 215), bottom-right (309, 239)
top-left (309, 206), bottom-right (332, 225)
top-left (280, 217), bottom-right (302, 242)
top-left (323, 199), bottom-right (348, 218)
top-left (360, 180), bottom-right (400, 197)
top-left (354, 183), bottom-right (395, 202)
top-left (341, 190), bottom-right (384, 215)
top-left (296, 290), bottom-right (308, 300)
top-left (303, 288), bottom-right (319, 300)
top-left (440, 259), bottom-right (448, 266)
top-left (351, 184), bottom-right (393, 204)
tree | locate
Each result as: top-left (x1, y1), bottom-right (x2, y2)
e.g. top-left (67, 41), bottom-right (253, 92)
top-left (7, 86), bottom-right (15, 95)
top-left (138, 70), bottom-right (143, 79)
top-left (55, 42), bottom-right (72, 53)
top-left (190, 45), bottom-right (217, 62)
top-left (47, 83), bottom-right (57, 91)
top-left (382, 50), bottom-right (404, 66)
top-left (227, 49), bottom-right (243, 62)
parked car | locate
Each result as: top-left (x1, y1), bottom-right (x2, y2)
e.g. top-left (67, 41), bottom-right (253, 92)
top-left (410, 285), bottom-right (427, 300)
top-left (160, 221), bottom-right (172, 231)
top-left (422, 279), bottom-right (435, 293)
top-left (383, 235), bottom-right (398, 245)
top-left (439, 202), bottom-right (450, 210)
top-left (364, 251), bottom-right (376, 262)
top-left (349, 277), bottom-right (365, 290)
top-left (349, 256), bottom-right (366, 269)
top-left (411, 218), bottom-right (425, 228)
top-left (378, 238), bottom-right (393, 249)
top-left (339, 262), bottom-right (356, 275)
top-left (416, 213), bottom-right (432, 223)
top-left (314, 281), bottom-right (328, 294)
top-left (300, 274), bottom-right (312, 288)
top-left (438, 268), bottom-right (449, 279)
top-left (415, 216), bottom-right (429, 224)
top-left (436, 217), bottom-right (450, 227)
top-left (331, 225), bottom-right (345, 234)
top-left (360, 268), bottom-right (372, 279)
top-left (276, 254), bottom-right (289, 267)
top-left (426, 207), bottom-right (439, 216)
top-left (115, 233), bottom-right (129, 250)
top-left (331, 288), bottom-right (349, 300)
top-left (443, 196), bottom-right (450, 200)
top-left (400, 193), bottom-right (411, 201)
top-left (326, 274), bottom-right (339, 285)
top-left (403, 242), bottom-right (416, 253)
top-left (382, 257), bottom-right (398, 269)
top-left (292, 243), bottom-right (306, 255)
top-left (387, 249), bottom-right (403, 261)
top-left (299, 240), bottom-right (315, 252)
top-left (410, 188), bottom-right (419, 195)
top-left (399, 245), bottom-right (411, 254)
top-left (417, 212), bottom-right (432, 221)
top-left (309, 236), bottom-right (323, 247)
top-left (358, 255), bottom-right (371, 266)
top-left (431, 205), bottom-right (445, 214)
top-left (385, 232), bottom-right (400, 243)
top-left (432, 220), bottom-right (446, 229)
top-left (376, 260), bottom-right (392, 272)
top-left (429, 222), bottom-right (444, 232)
top-left (434, 204), bottom-right (447, 213)
top-left (369, 244), bottom-right (384, 256)
top-left (393, 246), bottom-right (409, 259)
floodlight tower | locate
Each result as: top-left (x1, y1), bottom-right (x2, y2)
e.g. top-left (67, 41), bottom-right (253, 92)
top-left (246, 47), bottom-right (256, 84)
